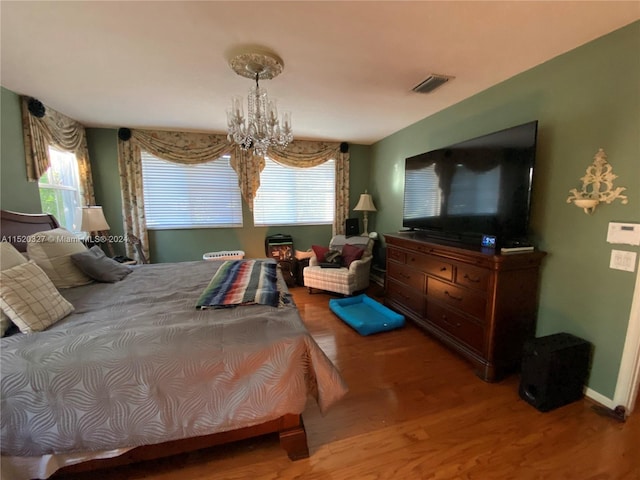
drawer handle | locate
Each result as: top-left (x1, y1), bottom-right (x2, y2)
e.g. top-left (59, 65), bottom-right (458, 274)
top-left (444, 291), bottom-right (463, 302)
top-left (440, 266), bottom-right (448, 272)
top-left (463, 273), bottom-right (481, 283)
top-left (441, 314), bottom-right (461, 328)
top-left (400, 273), bottom-right (411, 279)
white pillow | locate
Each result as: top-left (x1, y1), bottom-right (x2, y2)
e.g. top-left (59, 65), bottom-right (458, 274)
top-left (1, 241), bottom-right (28, 270)
top-left (27, 228), bottom-right (93, 289)
top-left (1, 242), bottom-right (29, 336)
top-left (0, 261), bottom-right (74, 333)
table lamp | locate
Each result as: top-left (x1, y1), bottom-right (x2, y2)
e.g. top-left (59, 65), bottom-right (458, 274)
top-left (80, 206), bottom-right (114, 256)
top-left (353, 191), bottom-right (377, 235)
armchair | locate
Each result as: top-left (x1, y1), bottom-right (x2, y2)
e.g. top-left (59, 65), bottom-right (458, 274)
top-left (303, 235), bottom-right (373, 295)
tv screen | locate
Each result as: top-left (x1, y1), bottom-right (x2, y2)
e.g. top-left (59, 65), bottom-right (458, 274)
top-left (402, 121), bottom-right (538, 246)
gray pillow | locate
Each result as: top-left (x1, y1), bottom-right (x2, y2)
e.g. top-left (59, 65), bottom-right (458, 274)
top-left (70, 246), bottom-right (132, 283)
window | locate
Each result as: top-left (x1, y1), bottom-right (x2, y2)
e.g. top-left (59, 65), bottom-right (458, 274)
top-left (38, 147), bottom-right (82, 232)
top-left (253, 158), bottom-right (335, 226)
top-left (140, 151), bottom-right (243, 229)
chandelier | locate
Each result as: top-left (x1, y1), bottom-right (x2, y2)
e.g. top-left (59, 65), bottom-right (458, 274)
top-left (226, 51), bottom-right (293, 156)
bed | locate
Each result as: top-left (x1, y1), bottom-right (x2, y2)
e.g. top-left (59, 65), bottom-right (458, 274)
top-left (0, 210), bottom-right (348, 480)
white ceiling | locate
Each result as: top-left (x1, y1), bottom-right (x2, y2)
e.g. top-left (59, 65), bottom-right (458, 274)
top-left (1, 1), bottom-right (638, 145)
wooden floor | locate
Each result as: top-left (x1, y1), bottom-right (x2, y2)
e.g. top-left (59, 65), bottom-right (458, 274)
top-left (60, 286), bottom-right (640, 480)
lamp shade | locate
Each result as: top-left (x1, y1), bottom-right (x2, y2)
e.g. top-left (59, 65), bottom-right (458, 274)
top-left (354, 193), bottom-right (377, 212)
top-left (80, 206), bottom-right (110, 232)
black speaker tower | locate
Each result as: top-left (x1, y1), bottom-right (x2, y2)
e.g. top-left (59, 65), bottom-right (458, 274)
top-left (519, 333), bottom-right (591, 412)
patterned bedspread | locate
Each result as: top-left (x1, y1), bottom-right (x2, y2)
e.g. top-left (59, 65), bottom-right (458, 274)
top-left (0, 261), bottom-right (347, 462)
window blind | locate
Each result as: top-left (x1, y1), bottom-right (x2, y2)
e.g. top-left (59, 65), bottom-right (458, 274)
top-left (253, 158), bottom-right (335, 226)
top-left (141, 152), bottom-right (243, 229)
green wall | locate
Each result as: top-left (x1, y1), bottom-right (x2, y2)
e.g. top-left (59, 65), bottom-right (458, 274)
top-left (370, 22), bottom-right (640, 399)
top-left (86, 128), bottom-right (372, 263)
top-left (0, 87), bottom-right (41, 213)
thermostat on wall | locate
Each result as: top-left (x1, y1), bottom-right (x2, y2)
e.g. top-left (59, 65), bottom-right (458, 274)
top-left (607, 222), bottom-right (640, 246)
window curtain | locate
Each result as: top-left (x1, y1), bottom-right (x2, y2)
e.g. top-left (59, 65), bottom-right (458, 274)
top-left (117, 128), bottom-right (238, 261)
top-left (118, 129), bottom-right (349, 261)
top-left (20, 96), bottom-right (95, 206)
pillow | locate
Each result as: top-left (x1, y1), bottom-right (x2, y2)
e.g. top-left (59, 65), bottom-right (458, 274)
top-left (27, 228), bottom-right (93, 289)
top-left (1, 241), bottom-right (28, 270)
top-left (0, 261), bottom-right (74, 333)
top-left (341, 243), bottom-right (365, 267)
top-left (311, 245), bottom-right (330, 263)
top-left (0, 315), bottom-right (11, 337)
top-left (1, 242), bottom-right (29, 336)
top-left (71, 246), bottom-right (132, 283)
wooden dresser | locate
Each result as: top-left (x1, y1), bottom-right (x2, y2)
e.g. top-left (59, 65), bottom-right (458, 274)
top-left (384, 233), bottom-right (546, 382)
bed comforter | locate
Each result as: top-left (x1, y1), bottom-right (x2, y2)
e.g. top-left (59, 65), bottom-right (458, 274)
top-left (1, 261), bottom-right (347, 461)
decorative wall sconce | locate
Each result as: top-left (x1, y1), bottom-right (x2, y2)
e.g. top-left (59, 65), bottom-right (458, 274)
top-left (566, 148), bottom-right (628, 214)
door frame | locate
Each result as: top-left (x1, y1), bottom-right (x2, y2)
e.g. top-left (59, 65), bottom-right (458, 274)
top-left (613, 261), bottom-right (640, 414)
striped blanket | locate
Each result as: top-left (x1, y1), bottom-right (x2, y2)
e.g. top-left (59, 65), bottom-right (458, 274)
top-left (196, 259), bottom-right (281, 308)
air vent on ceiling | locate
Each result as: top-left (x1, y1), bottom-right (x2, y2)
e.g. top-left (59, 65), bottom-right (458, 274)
top-left (412, 74), bottom-right (454, 94)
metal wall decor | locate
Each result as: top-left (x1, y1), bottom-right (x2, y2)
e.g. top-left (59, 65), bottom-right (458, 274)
top-left (566, 148), bottom-right (628, 214)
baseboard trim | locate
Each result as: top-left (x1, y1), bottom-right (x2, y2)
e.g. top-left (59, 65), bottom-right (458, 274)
top-left (585, 388), bottom-right (615, 409)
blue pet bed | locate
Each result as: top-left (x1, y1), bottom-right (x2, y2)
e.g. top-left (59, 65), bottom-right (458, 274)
top-left (329, 294), bottom-right (405, 336)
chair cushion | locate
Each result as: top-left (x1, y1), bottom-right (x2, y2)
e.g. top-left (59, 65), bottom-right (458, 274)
top-left (303, 265), bottom-right (354, 295)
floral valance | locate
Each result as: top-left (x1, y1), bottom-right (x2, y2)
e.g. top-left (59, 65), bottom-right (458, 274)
top-left (20, 96), bottom-right (95, 206)
top-left (117, 128), bottom-right (349, 261)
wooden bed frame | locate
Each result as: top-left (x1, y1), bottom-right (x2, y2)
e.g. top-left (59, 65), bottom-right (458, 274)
top-left (59, 414), bottom-right (308, 474)
top-left (0, 209), bottom-right (309, 473)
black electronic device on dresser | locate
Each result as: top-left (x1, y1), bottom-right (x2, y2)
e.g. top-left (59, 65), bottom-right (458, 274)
top-left (384, 233), bottom-right (546, 382)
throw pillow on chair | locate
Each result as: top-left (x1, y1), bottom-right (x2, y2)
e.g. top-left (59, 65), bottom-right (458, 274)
top-left (311, 245), bottom-right (330, 262)
top-left (341, 244), bottom-right (364, 267)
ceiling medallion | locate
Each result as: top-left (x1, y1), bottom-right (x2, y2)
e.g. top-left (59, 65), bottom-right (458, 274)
top-left (229, 52), bottom-right (284, 80)
top-left (226, 51), bottom-right (292, 156)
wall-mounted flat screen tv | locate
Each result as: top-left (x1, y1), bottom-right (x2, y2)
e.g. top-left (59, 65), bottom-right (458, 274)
top-left (402, 120), bottom-right (538, 246)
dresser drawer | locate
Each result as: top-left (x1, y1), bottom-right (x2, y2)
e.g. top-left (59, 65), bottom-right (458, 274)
top-left (455, 263), bottom-right (490, 292)
top-left (406, 253), bottom-right (453, 282)
top-left (427, 278), bottom-right (486, 320)
top-left (387, 262), bottom-right (425, 292)
top-left (387, 248), bottom-right (406, 264)
top-left (427, 302), bottom-right (484, 353)
top-left (386, 279), bottom-right (425, 317)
